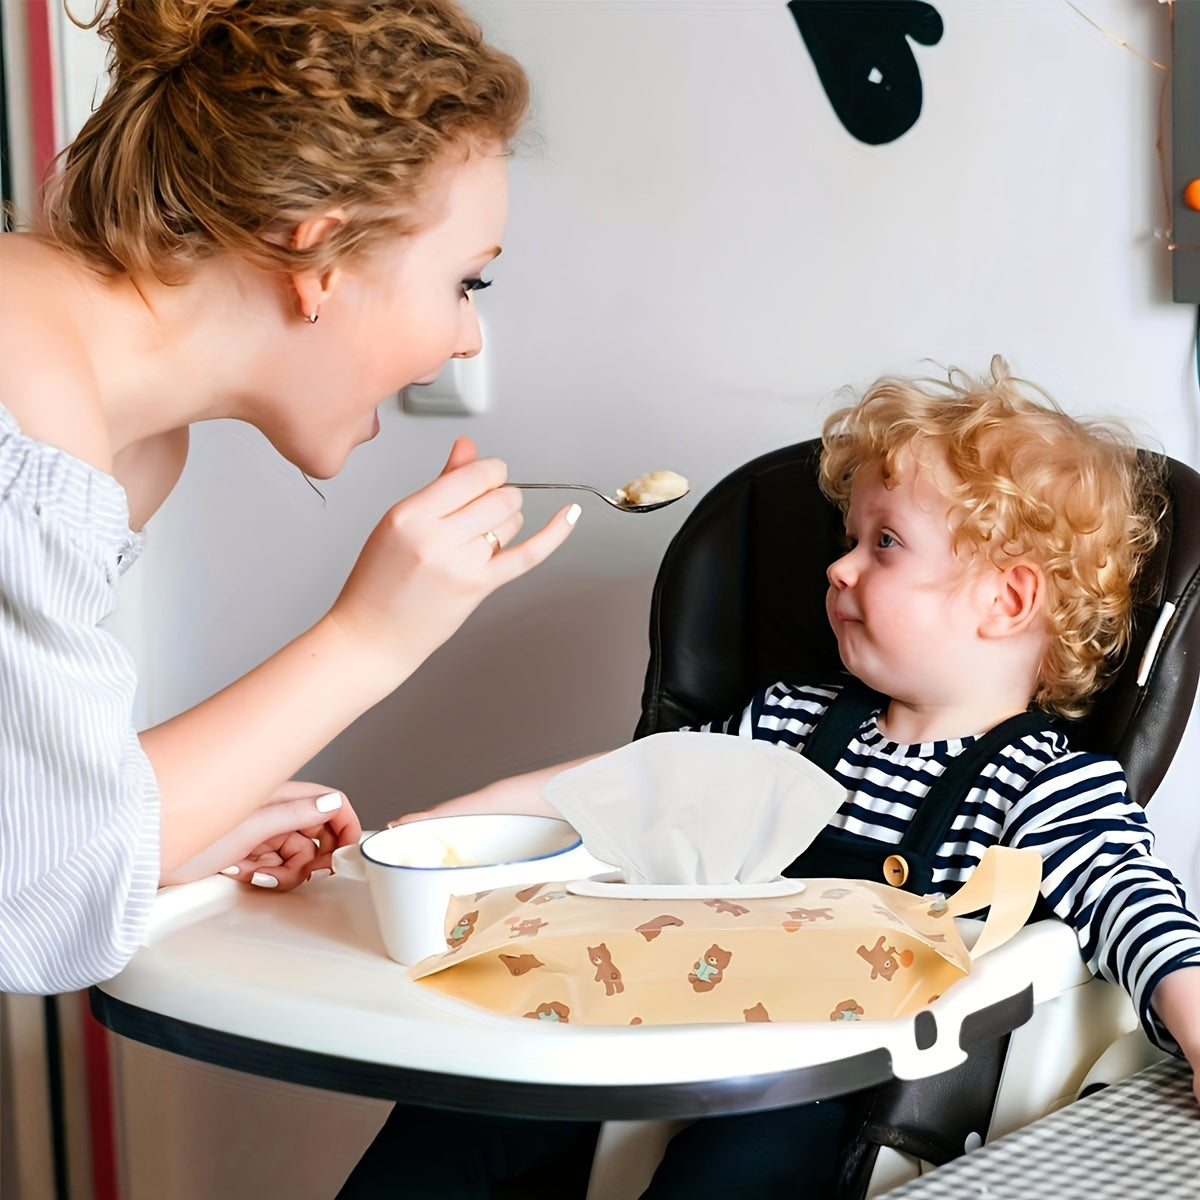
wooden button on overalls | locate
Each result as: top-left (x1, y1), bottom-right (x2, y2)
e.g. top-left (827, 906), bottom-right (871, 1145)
top-left (883, 854), bottom-right (909, 887)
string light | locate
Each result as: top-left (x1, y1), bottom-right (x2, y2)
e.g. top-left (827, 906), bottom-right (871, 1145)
top-left (1063, 2), bottom-right (1196, 252)
top-left (1062, 0), bottom-right (1168, 70)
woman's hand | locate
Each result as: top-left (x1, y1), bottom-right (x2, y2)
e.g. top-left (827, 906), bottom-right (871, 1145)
top-left (148, 437), bottom-right (577, 878)
top-left (160, 780), bottom-right (362, 890)
top-left (326, 436), bottom-right (579, 687)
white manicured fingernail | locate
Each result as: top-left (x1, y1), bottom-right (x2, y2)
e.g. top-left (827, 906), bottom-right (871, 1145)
top-left (566, 503), bottom-right (582, 526)
top-left (220, 865), bottom-right (240, 876)
top-left (315, 792), bottom-right (343, 813)
top-left (309, 868), bottom-right (332, 880)
top-left (251, 872), bottom-right (279, 888)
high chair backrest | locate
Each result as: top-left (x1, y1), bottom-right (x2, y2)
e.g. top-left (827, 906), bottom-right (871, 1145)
top-left (635, 438), bottom-right (1200, 809)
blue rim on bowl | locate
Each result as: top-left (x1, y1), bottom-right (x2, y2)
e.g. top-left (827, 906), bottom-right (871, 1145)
top-left (359, 815), bottom-right (583, 872)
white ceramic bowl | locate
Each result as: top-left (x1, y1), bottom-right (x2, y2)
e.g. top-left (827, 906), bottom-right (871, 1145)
top-left (332, 813), bottom-right (593, 965)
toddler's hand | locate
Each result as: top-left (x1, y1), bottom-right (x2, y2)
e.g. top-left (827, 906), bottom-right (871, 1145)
top-left (327, 436), bottom-right (578, 685)
top-left (385, 757), bottom-right (597, 827)
top-left (1149, 966), bottom-right (1200, 1108)
top-left (387, 787), bottom-right (511, 827)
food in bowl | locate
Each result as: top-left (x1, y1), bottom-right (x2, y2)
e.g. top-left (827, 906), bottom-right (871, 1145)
top-left (392, 836), bottom-right (465, 868)
top-left (341, 814), bottom-right (592, 965)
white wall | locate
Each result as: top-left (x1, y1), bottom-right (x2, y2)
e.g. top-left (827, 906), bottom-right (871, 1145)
top-left (45, 2), bottom-right (1200, 1196)
top-left (122, 0), bottom-right (1199, 882)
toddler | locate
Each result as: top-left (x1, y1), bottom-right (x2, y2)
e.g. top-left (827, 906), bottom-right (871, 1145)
top-left (339, 359), bottom-right (1200, 1199)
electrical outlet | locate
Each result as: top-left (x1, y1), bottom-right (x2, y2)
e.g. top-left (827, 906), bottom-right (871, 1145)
top-left (400, 321), bottom-right (489, 415)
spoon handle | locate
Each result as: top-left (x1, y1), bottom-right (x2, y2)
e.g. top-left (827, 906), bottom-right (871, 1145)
top-left (508, 482), bottom-right (686, 513)
top-left (509, 482), bottom-right (609, 499)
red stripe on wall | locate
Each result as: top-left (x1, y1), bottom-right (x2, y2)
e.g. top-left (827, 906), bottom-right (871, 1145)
top-left (29, 5), bottom-right (118, 1195)
top-left (25, 0), bottom-right (58, 187)
top-left (81, 996), bottom-right (120, 1200)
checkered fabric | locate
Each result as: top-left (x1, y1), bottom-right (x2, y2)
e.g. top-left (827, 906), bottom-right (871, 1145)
top-left (880, 1057), bottom-right (1198, 1200)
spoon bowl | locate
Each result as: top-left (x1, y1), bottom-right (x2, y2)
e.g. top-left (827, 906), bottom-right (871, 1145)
top-left (511, 479), bottom-right (689, 514)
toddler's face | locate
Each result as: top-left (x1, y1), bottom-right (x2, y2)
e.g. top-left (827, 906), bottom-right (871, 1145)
top-left (825, 453), bottom-right (1000, 712)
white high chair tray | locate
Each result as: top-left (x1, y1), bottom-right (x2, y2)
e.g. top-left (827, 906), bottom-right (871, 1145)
top-left (91, 873), bottom-right (1082, 1120)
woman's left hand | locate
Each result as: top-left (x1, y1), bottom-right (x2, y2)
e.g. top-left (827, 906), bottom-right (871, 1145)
top-left (160, 780), bottom-right (362, 890)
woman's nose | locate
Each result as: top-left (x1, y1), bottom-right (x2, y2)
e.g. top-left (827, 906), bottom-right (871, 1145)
top-left (453, 301), bottom-right (484, 359)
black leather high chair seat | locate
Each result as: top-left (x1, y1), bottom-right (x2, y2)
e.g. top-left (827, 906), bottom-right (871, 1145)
top-left (631, 437), bottom-right (1200, 1198)
top-left (636, 438), bottom-right (1200, 803)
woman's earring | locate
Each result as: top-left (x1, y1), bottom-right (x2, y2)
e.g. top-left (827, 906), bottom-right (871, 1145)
top-left (307, 310), bottom-right (320, 324)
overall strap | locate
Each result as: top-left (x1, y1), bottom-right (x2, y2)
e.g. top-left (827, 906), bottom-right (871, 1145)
top-left (800, 683), bottom-right (888, 774)
top-left (899, 710), bottom-right (1057, 862)
top-left (798, 685), bottom-right (1058, 892)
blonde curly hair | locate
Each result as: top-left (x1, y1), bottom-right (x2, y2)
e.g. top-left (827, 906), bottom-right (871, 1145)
top-left (40, 0), bottom-right (529, 281)
top-left (818, 356), bottom-right (1165, 719)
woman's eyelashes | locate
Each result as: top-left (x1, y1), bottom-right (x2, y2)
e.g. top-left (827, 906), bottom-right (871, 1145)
top-left (461, 276), bottom-right (493, 297)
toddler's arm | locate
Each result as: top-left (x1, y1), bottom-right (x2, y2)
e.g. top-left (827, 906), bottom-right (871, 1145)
top-left (1151, 965), bottom-right (1200, 1106)
top-left (389, 755), bottom-right (605, 825)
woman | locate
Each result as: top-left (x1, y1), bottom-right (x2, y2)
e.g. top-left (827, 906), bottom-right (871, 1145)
top-left (0, 0), bottom-right (580, 994)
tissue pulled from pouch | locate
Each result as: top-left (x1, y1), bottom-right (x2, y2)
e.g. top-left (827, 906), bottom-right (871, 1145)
top-left (616, 470), bottom-right (689, 505)
top-left (541, 731), bottom-right (846, 886)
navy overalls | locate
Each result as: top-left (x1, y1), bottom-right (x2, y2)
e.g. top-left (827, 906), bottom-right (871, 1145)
top-left (633, 687), bottom-right (1062, 1199)
top-left (784, 683), bottom-right (1057, 897)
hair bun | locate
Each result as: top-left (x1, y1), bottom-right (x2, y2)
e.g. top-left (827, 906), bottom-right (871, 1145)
top-left (45, 0), bottom-right (530, 281)
top-left (101, 0), bottom-right (227, 77)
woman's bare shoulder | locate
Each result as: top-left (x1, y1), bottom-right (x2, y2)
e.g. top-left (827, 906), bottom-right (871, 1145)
top-left (0, 234), bottom-right (111, 469)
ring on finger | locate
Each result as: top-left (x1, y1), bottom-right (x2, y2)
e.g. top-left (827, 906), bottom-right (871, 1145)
top-left (482, 530), bottom-right (501, 554)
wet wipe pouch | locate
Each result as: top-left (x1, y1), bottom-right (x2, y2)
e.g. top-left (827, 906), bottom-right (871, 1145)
top-left (410, 845), bottom-right (1042, 1026)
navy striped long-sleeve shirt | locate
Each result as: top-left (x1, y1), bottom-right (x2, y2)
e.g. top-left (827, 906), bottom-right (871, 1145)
top-left (1, 405), bottom-right (162, 994)
top-left (697, 680), bottom-right (1200, 1053)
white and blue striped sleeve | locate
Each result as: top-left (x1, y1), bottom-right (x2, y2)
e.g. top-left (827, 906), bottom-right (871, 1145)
top-left (1002, 751), bottom-right (1200, 1053)
top-left (1, 412), bottom-right (161, 995)
top-left (690, 680), bottom-right (838, 743)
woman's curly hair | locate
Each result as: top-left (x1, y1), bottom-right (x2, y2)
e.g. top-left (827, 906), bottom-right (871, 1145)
top-left (818, 356), bottom-right (1166, 719)
top-left (40, 0), bottom-right (529, 281)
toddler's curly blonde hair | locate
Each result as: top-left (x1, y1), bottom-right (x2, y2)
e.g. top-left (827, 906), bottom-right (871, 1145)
top-left (819, 356), bottom-right (1165, 718)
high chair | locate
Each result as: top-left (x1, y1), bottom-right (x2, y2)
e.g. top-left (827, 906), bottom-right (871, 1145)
top-left (587, 438), bottom-right (1200, 1200)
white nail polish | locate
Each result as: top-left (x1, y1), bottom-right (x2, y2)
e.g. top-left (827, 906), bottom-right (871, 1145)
top-left (220, 865), bottom-right (241, 876)
top-left (309, 868), bottom-right (333, 880)
top-left (315, 792), bottom-right (343, 813)
top-left (250, 872), bottom-right (279, 888)
top-left (566, 503), bottom-right (582, 526)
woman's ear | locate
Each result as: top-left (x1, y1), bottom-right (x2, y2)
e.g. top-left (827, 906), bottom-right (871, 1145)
top-left (980, 562), bottom-right (1045, 639)
top-left (289, 209), bottom-right (348, 322)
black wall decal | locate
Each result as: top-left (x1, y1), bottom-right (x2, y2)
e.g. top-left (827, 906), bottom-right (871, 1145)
top-left (789, 1), bottom-right (944, 146)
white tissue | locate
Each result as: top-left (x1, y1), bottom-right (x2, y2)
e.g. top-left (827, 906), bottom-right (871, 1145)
top-left (542, 732), bottom-right (846, 886)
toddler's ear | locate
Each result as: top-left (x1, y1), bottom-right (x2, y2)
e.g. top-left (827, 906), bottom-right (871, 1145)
top-left (980, 562), bottom-right (1044, 638)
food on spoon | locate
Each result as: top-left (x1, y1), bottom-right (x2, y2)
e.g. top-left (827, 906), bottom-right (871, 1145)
top-left (615, 470), bottom-right (689, 506)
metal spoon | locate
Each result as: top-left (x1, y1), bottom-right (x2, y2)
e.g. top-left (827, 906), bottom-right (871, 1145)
top-left (510, 480), bottom-right (690, 514)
